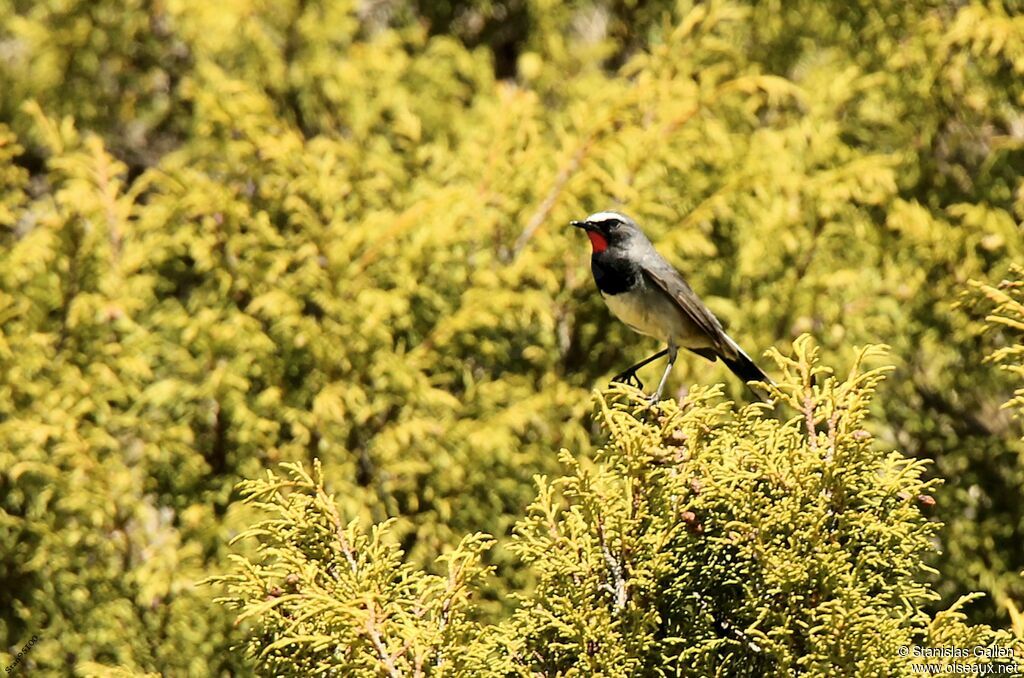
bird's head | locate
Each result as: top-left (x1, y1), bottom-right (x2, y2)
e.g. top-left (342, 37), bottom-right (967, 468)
top-left (571, 211), bottom-right (643, 254)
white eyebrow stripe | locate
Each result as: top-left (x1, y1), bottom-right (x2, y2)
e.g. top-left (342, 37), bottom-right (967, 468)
top-left (586, 211), bottom-right (626, 222)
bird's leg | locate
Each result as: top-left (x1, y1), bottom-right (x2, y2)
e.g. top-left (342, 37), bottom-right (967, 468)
top-left (649, 345), bottom-right (678, 404)
top-left (611, 348), bottom-right (669, 390)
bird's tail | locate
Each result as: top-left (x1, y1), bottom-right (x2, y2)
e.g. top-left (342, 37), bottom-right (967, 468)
top-left (721, 338), bottom-right (774, 402)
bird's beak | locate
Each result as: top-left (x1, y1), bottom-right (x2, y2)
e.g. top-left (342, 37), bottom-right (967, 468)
top-left (571, 220), bottom-right (589, 230)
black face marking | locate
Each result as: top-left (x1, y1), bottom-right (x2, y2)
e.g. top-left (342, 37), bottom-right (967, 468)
top-left (587, 219), bottom-right (632, 248)
top-left (591, 218), bottom-right (623, 235)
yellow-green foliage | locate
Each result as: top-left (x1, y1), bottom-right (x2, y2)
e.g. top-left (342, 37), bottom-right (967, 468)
top-left (214, 338), bottom-right (1022, 675)
top-left (969, 265), bottom-right (1024, 431)
top-left (1, 0), bottom-right (1023, 674)
top-left (215, 461), bottom-right (499, 676)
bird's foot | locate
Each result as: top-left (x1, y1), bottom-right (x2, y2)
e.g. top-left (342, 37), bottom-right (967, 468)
top-left (611, 369), bottom-right (644, 391)
top-left (645, 389), bottom-right (673, 409)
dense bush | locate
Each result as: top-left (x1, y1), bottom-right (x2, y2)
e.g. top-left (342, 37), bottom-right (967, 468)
top-left (214, 338), bottom-right (1021, 675)
top-left (1, 0), bottom-right (1022, 674)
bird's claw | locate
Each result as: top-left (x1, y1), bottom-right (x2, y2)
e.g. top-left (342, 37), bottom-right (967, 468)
top-left (611, 369), bottom-right (644, 390)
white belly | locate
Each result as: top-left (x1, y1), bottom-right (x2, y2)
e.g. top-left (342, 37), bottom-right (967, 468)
top-left (602, 288), bottom-right (710, 349)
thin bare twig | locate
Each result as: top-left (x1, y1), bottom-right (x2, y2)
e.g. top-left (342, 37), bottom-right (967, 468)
top-left (365, 602), bottom-right (403, 678)
top-left (511, 141), bottom-right (590, 259)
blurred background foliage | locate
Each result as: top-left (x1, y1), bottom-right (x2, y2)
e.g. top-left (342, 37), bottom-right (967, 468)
top-left (0, 0), bottom-right (1022, 673)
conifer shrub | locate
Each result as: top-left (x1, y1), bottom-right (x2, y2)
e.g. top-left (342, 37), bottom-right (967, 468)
top-left (214, 337), bottom-right (1022, 675)
top-left (2, 0), bottom-right (1023, 673)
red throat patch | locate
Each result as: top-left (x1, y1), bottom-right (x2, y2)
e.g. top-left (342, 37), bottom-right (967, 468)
top-left (587, 231), bottom-right (608, 253)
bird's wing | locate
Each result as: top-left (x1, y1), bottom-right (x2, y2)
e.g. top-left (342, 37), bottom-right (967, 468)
top-left (641, 258), bottom-right (737, 359)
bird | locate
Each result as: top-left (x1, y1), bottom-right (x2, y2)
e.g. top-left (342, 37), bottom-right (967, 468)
top-left (572, 210), bottom-right (772, 403)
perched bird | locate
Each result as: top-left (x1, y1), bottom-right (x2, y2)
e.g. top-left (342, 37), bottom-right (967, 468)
top-left (572, 210), bottom-right (772, 402)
